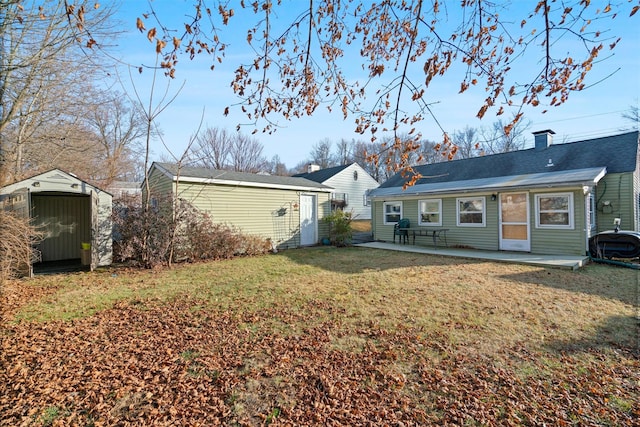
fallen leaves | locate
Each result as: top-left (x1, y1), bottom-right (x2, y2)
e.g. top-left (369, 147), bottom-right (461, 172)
top-left (1, 293), bottom-right (637, 426)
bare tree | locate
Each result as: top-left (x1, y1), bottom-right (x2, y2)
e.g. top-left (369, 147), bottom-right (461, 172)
top-left (621, 104), bottom-right (639, 130)
top-left (335, 139), bottom-right (352, 165)
top-left (265, 154), bottom-right (288, 176)
top-left (452, 126), bottom-right (481, 159)
top-left (230, 133), bottom-right (266, 173)
top-left (480, 116), bottom-right (532, 154)
top-left (310, 139), bottom-right (333, 169)
top-left (0, 0), bottom-right (116, 184)
top-left (86, 93), bottom-right (146, 187)
top-left (191, 127), bottom-right (233, 170)
top-left (118, 0), bottom-right (635, 178)
top-left (190, 126), bottom-right (266, 173)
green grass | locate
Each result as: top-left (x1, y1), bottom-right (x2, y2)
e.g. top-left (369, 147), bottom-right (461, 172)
top-left (2, 247), bottom-right (638, 426)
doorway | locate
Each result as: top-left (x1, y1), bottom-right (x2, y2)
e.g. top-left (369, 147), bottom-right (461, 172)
top-left (499, 192), bottom-right (530, 251)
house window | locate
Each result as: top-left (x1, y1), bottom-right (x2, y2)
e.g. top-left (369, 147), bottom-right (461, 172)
top-left (587, 191), bottom-right (596, 232)
top-left (457, 197), bottom-right (485, 227)
top-left (383, 201), bottom-right (402, 224)
top-left (363, 189), bottom-right (371, 206)
top-left (418, 199), bottom-right (442, 226)
top-left (536, 193), bottom-right (574, 229)
top-left (353, 170), bottom-right (358, 181)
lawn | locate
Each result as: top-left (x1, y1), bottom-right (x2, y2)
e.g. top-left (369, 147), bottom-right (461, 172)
top-left (1, 247), bottom-right (638, 426)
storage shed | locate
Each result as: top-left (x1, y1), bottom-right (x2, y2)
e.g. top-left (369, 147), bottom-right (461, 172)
top-left (0, 169), bottom-right (112, 275)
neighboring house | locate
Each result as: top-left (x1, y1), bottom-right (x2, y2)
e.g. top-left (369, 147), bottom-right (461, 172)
top-left (370, 130), bottom-right (639, 256)
top-left (0, 169), bottom-right (113, 275)
top-left (144, 162), bottom-right (333, 249)
top-left (108, 181), bottom-right (142, 200)
top-left (294, 163), bottom-right (380, 220)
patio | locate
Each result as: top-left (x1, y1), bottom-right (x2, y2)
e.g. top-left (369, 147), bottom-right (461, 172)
top-left (355, 241), bottom-right (590, 270)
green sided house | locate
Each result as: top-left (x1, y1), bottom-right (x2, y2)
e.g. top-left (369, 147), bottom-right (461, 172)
top-left (370, 130), bottom-right (640, 256)
top-left (144, 162), bottom-right (333, 249)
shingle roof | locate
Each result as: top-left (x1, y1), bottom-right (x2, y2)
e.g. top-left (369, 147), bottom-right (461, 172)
top-left (379, 131), bottom-right (639, 188)
top-left (293, 164), bottom-right (352, 183)
top-left (154, 162), bottom-right (332, 191)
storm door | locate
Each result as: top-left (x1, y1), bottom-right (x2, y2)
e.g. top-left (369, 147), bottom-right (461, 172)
top-left (499, 192), bottom-right (530, 251)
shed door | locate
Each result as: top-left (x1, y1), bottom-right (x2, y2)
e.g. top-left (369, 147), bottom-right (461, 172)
top-left (499, 192), bottom-right (530, 252)
top-left (299, 194), bottom-right (317, 246)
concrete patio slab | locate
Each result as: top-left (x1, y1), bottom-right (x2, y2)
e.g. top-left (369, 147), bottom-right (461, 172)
top-left (354, 241), bottom-right (590, 270)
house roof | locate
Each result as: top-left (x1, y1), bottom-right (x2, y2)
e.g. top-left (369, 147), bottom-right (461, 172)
top-left (153, 162), bottom-right (333, 192)
top-left (293, 164), bottom-right (352, 183)
top-left (371, 167), bottom-right (607, 199)
top-left (379, 131), bottom-right (639, 189)
top-left (0, 168), bottom-right (111, 196)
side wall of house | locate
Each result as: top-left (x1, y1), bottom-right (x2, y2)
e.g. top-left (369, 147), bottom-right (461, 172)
top-left (372, 193), bottom-right (499, 251)
top-left (528, 188), bottom-right (586, 256)
top-left (373, 187), bottom-right (588, 256)
top-left (175, 181), bottom-right (330, 249)
top-left (324, 165), bottom-right (378, 220)
top-left (595, 172), bottom-right (636, 232)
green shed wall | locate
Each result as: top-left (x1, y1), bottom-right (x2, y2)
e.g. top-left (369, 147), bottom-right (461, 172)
top-left (145, 168), bottom-right (331, 249)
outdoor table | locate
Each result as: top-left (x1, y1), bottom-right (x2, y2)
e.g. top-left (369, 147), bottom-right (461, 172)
top-left (410, 228), bottom-right (449, 248)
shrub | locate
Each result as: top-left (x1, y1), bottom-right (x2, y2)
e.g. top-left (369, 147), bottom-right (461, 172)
top-left (0, 210), bottom-right (43, 281)
top-left (113, 196), bottom-right (271, 267)
top-left (323, 210), bottom-right (353, 246)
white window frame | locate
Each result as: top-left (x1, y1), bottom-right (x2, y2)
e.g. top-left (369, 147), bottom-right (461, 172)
top-left (535, 192), bottom-right (574, 229)
top-left (383, 201), bottom-right (403, 225)
top-left (363, 189), bottom-right (371, 207)
top-left (586, 191), bottom-right (596, 233)
top-left (418, 199), bottom-right (442, 226)
top-left (456, 196), bottom-right (486, 227)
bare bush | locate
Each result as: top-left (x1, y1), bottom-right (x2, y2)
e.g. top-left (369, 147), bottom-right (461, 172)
top-left (0, 211), bottom-right (43, 282)
top-left (179, 210), bottom-right (271, 261)
top-left (112, 195), bottom-right (176, 268)
top-left (113, 196), bottom-right (270, 267)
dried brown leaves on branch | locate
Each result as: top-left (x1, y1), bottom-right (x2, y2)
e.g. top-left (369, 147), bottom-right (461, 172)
top-left (72, 0), bottom-right (638, 179)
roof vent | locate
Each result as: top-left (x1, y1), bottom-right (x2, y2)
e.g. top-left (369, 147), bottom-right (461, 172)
top-left (533, 129), bottom-right (555, 150)
top-left (545, 158), bottom-right (554, 167)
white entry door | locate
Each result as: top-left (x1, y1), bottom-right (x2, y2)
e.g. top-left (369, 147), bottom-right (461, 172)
top-left (299, 194), bottom-right (317, 246)
top-left (499, 192), bottom-right (530, 251)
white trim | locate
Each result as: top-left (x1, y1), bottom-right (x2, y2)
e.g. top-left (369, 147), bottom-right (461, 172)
top-left (418, 198), bottom-right (442, 226)
top-left (383, 201), bottom-right (403, 225)
top-left (370, 167), bottom-right (607, 200)
top-left (456, 196), bottom-right (486, 227)
top-left (174, 175), bottom-right (333, 192)
top-left (535, 192), bottom-right (575, 229)
top-left (152, 163), bottom-right (332, 193)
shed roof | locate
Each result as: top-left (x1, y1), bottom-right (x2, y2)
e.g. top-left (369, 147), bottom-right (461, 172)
top-left (0, 169), bottom-right (111, 197)
top-left (380, 131), bottom-right (639, 189)
top-left (153, 162), bottom-right (333, 192)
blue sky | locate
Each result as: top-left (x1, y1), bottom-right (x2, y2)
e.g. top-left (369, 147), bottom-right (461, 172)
top-left (109, 1), bottom-right (640, 168)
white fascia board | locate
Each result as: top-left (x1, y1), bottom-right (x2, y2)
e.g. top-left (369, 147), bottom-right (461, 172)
top-left (174, 175), bottom-right (334, 193)
top-left (371, 167), bottom-right (607, 200)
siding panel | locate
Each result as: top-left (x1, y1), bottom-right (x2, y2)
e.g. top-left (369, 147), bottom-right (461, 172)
top-left (176, 182), bottom-right (330, 249)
